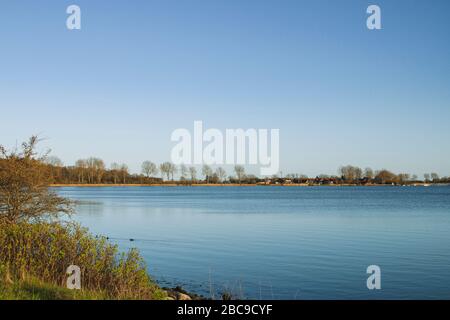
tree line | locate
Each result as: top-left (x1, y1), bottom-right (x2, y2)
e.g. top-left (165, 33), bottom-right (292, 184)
top-left (40, 156), bottom-right (450, 185)
top-left (335, 165), bottom-right (447, 185)
top-left (44, 156), bottom-right (251, 185)
top-left (285, 165), bottom-right (448, 185)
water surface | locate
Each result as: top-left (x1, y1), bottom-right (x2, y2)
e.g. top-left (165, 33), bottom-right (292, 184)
top-left (59, 186), bottom-right (450, 299)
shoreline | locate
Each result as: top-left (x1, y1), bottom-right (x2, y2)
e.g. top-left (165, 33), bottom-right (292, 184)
top-left (50, 183), bottom-right (446, 187)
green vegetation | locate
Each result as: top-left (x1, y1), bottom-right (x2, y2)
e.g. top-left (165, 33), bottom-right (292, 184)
top-left (0, 276), bottom-right (109, 300)
top-left (0, 221), bottom-right (167, 300)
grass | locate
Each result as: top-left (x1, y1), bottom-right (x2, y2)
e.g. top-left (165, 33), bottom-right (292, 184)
top-left (0, 277), bottom-right (109, 300)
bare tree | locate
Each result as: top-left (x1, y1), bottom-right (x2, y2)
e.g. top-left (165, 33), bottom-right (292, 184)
top-left (339, 165), bottom-right (362, 183)
top-left (75, 159), bottom-right (87, 183)
top-left (398, 173), bottom-right (410, 184)
top-left (215, 167), bottom-right (227, 183)
top-left (354, 167), bottom-right (362, 180)
top-left (0, 136), bottom-right (73, 224)
top-left (160, 162), bottom-right (171, 181)
top-left (85, 157), bottom-right (105, 183)
top-left (85, 158), bottom-right (96, 183)
top-left (364, 167), bottom-right (374, 179)
top-left (45, 156), bottom-right (63, 167)
top-left (141, 161), bottom-right (158, 178)
top-left (95, 158), bottom-right (105, 183)
top-left (202, 165), bottom-right (213, 183)
top-left (234, 165), bottom-right (245, 184)
top-left (180, 164), bottom-right (188, 180)
top-left (45, 156), bottom-right (64, 182)
top-left (424, 173), bottom-right (430, 182)
top-left (111, 162), bottom-right (121, 184)
top-left (120, 164), bottom-right (128, 184)
top-left (189, 166), bottom-right (197, 182)
top-left (168, 163), bottom-right (177, 181)
top-left (430, 173), bottom-right (439, 182)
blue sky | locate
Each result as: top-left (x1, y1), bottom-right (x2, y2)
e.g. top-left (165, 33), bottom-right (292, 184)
top-left (1, 0), bottom-right (449, 177)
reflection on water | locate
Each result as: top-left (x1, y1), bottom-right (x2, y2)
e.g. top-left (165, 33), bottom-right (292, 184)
top-left (58, 186), bottom-right (450, 299)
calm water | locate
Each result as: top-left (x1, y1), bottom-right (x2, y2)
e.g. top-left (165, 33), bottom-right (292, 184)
top-left (58, 186), bottom-right (450, 299)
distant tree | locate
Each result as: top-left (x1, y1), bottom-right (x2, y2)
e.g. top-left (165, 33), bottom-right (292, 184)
top-left (412, 174), bottom-right (418, 181)
top-left (45, 156), bottom-right (63, 167)
top-left (85, 158), bottom-right (93, 183)
top-left (45, 156), bottom-right (64, 182)
top-left (209, 173), bottom-right (220, 184)
top-left (111, 162), bottom-right (121, 184)
top-left (245, 174), bottom-right (258, 184)
top-left (85, 158), bottom-right (95, 183)
top-left (215, 167), bottom-right (227, 183)
top-left (375, 169), bottom-right (398, 184)
top-left (120, 164), bottom-right (128, 184)
top-left (354, 167), bottom-right (363, 180)
top-left (364, 167), bottom-right (374, 179)
top-left (430, 173), bottom-right (439, 182)
top-left (141, 161), bottom-right (158, 178)
top-left (234, 165), bottom-right (245, 184)
top-left (398, 173), bottom-right (410, 184)
top-left (339, 165), bottom-right (349, 181)
top-left (202, 165), bottom-right (213, 183)
top-left (0, 136), bottom-right (73, 224)
top-left (339, 165), bottom-right (363, 183)
top-left (189, 166), bottom-right (197, 182)
top-left (179, 164), bottom-right (188, 180)
top-left (85, 157), bottom-right (105, 183)
top-left (424, 173), bottom-right (430, 182)
top-left (95, 159), bottom-right (106, 183)
top-left (75, 159), bottom-right (87, 183)
top-left (168, 163), bottom-right (177, 181)
top-left (160, 162), bottom-right (171, 181)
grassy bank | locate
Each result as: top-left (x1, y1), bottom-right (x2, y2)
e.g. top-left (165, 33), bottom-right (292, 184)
top-left (0, 277), bottom-right (110, 300)
top-left (0, 221), bottom-right (167, 300)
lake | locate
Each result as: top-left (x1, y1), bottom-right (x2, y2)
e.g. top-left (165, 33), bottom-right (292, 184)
top-left (58, 186), bottom-right (450, 299)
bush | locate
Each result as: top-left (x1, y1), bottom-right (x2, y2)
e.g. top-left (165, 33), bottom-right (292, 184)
top-left (0, 136), bottom-right (73, 224)
top-left (0, 221), bottom-right (166, 300)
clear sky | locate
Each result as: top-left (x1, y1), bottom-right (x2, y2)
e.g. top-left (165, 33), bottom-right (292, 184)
top-left (1, 0), bottom-right (449, 177)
